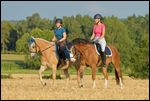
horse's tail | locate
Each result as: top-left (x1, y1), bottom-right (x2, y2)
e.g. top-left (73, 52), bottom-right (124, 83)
top-left (109, 45), bottom-right (123, 85)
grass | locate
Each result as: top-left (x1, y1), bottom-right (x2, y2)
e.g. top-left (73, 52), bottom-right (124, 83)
top-left (1, 54), bottom-right (97, 75)
top-left (1, 54), bottom-right (25, 61)
top-left (1, 54), bottom-right (128, 76)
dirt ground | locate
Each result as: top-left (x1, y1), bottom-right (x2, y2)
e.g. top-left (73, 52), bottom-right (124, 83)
top-left (1, 74), bottom-right (149, 100)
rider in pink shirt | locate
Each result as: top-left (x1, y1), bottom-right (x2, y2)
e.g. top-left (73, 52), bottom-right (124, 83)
top-left (93, 23), bottom-right (105, 37)
top-left (90, 14), bottom-right (107, 67)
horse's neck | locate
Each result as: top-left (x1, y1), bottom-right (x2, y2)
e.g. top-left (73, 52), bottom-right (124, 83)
top-left (35, 38), bottom-right (55, 49)
top-left (75, 43), bottom-right (92, 52)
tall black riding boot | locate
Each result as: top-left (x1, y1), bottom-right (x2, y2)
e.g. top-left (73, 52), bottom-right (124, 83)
top-left (101, 52), bottom-right (106, 67)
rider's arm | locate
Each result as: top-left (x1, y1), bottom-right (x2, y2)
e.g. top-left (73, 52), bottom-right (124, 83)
top-left (90, 32), bottom-right (95, 40)
top-left (58, 32), bottom-right (67, 43)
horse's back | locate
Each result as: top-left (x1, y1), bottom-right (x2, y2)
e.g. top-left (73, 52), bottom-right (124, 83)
top-left (107, 44), bottom-right (120, 61)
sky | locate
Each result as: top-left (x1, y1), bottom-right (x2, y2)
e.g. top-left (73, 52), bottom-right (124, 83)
top-left (1, 1), bottom-right (149, 20)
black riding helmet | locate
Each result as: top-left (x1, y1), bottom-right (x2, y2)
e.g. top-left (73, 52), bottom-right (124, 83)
top-left (94, 14), bottom-right (103, 20)
top-left (55, 18), bottom-right (63, 24)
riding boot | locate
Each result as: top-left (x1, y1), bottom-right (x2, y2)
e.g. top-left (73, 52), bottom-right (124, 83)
top-left (101, 52), bottom-right (106, 67)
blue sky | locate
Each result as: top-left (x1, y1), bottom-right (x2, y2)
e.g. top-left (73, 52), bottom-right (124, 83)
top-left (1, 1), bottom-right (149, 20)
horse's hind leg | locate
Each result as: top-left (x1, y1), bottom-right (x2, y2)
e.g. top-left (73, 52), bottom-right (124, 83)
top-left (113, 61), bottom-right (123, 89)
top-left (115, 66), bottom-right (123, 89)
top-left (39, 65), bottom-right (47, 86)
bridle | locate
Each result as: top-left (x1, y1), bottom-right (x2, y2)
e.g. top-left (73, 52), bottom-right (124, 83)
top-left (29, 41), bottom-right (55, 54)
top-left (70, 45), bottom-right (80, 60)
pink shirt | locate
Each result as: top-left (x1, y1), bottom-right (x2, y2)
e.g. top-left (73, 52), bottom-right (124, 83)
top-left (93, 23), bottom-right (105, 37)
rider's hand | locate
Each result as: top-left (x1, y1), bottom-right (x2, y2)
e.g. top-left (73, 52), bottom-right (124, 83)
top-left (89, 40), bottom-right (94, 44)
top-left (57, 40), bottom-right (61, 45)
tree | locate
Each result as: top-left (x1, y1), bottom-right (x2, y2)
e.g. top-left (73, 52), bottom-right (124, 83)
top-left (1, 21), bottom-right (11, 52)
top-left (15, 20), bottom-right (28, 36)
top-left (26, 13), bottom-right (41, 32)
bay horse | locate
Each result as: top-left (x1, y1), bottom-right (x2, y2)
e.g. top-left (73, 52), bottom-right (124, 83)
top-left (28, 36), bottom-right (71, 86)
top-left (70, 38), bottom-right (123, 89)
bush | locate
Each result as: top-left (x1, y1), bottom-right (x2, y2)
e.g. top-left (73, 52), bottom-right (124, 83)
top-left (25, 54), bottom-right (41, 70)
top-left (129, 64), bottom-right (149, 79)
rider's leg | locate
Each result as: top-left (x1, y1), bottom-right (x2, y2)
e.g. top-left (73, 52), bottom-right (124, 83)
top-left (101, 51), bottom-right (106, 67)
top-left (61, 47), bottom-right (70, 70)
top-left (99, 38), bottom-right (107, 67)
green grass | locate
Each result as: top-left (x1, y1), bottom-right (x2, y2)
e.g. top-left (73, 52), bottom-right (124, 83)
top-left (1, 54), bottom-right (124, 76)
top-left (1, 54), bottom-right (25, 61)
top-left (1, 60), bottom-right (103, 75)
top-left (1, 54), bottom-right (97, 75)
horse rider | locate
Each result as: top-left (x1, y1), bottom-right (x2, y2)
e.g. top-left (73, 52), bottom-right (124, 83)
top-left (51, 18), bottom-right (75, 68)
top-left (90, 14), bottom-right (107, 67)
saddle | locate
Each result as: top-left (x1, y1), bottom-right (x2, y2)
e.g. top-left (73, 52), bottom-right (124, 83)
top-left (94, 43), bottom-right (112, 57)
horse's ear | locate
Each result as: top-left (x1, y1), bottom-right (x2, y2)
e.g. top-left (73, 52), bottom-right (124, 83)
top-left (31, 36), bottom-right (35, 40)
top-left (28, 36), bottom-right (35, 44)
top-left (31, 36), bottom-right (35, 41)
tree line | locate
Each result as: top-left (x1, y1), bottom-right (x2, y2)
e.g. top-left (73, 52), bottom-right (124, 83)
top-left (1, 13), bottom-right (149, 79)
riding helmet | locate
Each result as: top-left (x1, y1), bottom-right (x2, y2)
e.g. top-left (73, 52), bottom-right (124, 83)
top-left (94, 14), bottom-right (103, 19)
top-left (55, 18), bottom-right (63, 24)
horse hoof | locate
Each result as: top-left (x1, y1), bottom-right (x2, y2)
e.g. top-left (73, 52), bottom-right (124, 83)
top-left (78, 85), bottom-right (83, 88)
top-left (43, 83), bottom-right (47, 86)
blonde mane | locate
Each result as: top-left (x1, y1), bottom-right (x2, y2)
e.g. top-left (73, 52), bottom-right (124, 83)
top-left (35, 38), bottom-right (55, 45)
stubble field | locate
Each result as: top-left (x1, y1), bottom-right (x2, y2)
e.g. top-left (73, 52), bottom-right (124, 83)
top-left (1, 74), bottom-right (149, 100)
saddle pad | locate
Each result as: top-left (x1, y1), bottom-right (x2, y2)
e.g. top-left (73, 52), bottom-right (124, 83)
top-left (94, 44), bottom-right (112, 57)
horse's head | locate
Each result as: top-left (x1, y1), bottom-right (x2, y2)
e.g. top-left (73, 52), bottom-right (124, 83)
top-left (28, 36), bottom-right (40, 57)
top-left (66, 42), bottom-right (78, 62)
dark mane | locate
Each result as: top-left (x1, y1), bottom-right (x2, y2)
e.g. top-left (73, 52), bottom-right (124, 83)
top-left (71, 38), bottom-right (91, 45)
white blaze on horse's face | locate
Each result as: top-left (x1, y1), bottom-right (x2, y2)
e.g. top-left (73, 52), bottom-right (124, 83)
top-left (70, 46), bottom-right (74, 56)
top-left (29, 42), bottom-right (36, 57)
top-left (69, 46), bottom-right (76, 62)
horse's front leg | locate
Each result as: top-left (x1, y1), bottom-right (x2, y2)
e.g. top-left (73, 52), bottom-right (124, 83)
top-left (77, 69), bottom-right (82, 88)
top-left (63, 69), bottom-right (70, 86)
top-left (39, 65), bottom-right (47, 86)
top-left (52, 65), bottom-right (57, 86)
top-left (91, 65), bottom-right (97, 88)
top-left (77, 66), bottom-right (84, 88)
top-left (102, 65), bottom-right (108, 88)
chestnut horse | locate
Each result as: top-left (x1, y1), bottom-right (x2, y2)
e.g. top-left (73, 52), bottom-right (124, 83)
top-left (28, 37), bottom-right (71, 86)
top-left (70, 38), bottom-right (123, 89)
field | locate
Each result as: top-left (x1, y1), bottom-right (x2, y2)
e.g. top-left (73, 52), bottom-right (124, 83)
top-left (1, 74), bottom-right (149, 100)
top-left (1, 54), bottom-right (149, 100)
